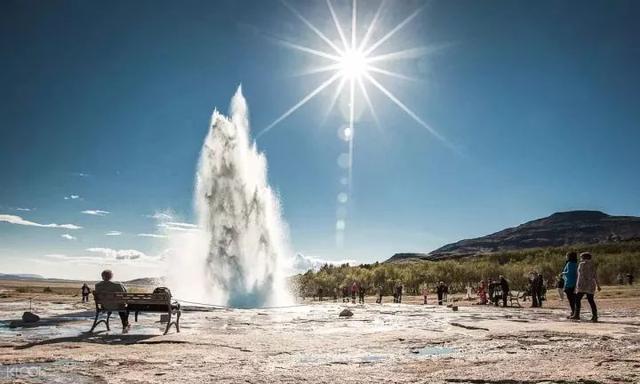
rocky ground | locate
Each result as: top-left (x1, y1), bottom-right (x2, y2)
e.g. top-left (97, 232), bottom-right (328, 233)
top-left (1, 284), bottom-right (639, 384)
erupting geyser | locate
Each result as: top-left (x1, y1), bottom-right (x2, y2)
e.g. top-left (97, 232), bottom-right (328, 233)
top-left (170, 86), bottom-right (292, 308)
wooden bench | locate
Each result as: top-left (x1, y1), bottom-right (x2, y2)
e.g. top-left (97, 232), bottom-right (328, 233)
top-left (508, 291), bottom-right (527, 307)
top-left (90, 291), bottom-right (181, 335)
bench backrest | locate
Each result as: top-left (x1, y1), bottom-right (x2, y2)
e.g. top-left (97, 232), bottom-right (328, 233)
top-left (94, 292), bottom-right (171, 310)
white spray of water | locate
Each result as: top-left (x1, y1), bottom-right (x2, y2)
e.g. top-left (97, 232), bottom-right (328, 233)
top-left (166, 87), bottom-right (292, 308)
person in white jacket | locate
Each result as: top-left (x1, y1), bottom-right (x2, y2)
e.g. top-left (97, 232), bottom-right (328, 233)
top-left (571, 252), bottom-right (601, 322)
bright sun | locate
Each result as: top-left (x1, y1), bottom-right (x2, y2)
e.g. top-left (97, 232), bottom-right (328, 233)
top-left (338, 49), bottom-right (368, 79)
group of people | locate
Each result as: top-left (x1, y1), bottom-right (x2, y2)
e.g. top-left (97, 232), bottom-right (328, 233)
top-left (471, 251), bottom-right (601, 322)
top-left (476, 276), bottom-right (510, 306)
top-left (616, 272), bottom-right (634, 285)
top-left (336, 283), bottom-right (366, 304)
top-left (561, 251), bottom-right (600, 322)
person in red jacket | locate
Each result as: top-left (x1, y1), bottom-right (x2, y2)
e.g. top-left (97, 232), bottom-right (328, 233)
top-left (478, 280), bottom-right (487, 305)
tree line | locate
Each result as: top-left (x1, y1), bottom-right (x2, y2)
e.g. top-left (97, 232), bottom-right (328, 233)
top-left (291, 242), bottom-right (640, 297)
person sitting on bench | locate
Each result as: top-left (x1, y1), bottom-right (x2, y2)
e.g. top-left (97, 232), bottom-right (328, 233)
top-left (95, 270), bottom-right (130, 333)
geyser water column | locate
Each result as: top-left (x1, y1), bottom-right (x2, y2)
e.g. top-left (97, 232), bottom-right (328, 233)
top-left (194, 86), bottom-right (292, 308)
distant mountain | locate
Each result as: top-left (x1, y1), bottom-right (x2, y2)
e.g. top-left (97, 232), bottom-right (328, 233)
top-left (385, 210), bottom-right (640, 263)
top-left (384, 253), bottom-right (431, 263)
top-left (125, 277), bottom-right (164, 286)
top-left (0, 273), bottom-right (45, 280)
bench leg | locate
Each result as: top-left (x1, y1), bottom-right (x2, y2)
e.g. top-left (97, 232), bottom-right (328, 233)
top-left (175, 311), bottom-right (181, 333)
top-left (89, 311), bottom-right (111, 333)
top-left (135, 311), bottom-right (138, 322)
top-left (89, 310), bottom-right (100, 332)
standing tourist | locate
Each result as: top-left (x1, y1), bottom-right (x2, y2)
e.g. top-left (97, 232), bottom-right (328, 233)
top-left (376, 285), bottom-right (383, 304)
top-left (529, 272), bottom-right (543, 308)
top-left (421, 285), bottom-right (429, 305)
top-left (489, 280), bottom-right (499, 306)
top-left (81, 283), bottom-right (91, 302)
top-left (535, 273), bottom-right (545, 306)
top-left (465, 284), bottom-right (473, 300)
top-left (396, 284), bottom-right (404, 304)
top-left (478, 280), bottom-right (488, 305)
top-left (572, 252), bottom-right (601, 322)
top-left (436, 281), bottom-right (449, 305)
top-left (351, 282), bottom-right (358, 304)
top-left (499, 276), bottom-right (510, 307)
top-left (358, 285), bottom-right (366, 304)
top-left (561, 252), bottom-right (578, 318)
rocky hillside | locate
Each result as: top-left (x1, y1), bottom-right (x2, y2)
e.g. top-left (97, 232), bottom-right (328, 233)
top-left (386, 210), bottom-right (640, 262)
top-left (0, 273), bottom-right (45, 280)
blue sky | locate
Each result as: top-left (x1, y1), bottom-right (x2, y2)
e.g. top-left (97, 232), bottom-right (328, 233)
top-left (1, 0), bottom-right (639, 279)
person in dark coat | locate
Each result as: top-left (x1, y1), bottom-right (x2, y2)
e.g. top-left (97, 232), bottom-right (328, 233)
top-left (376, 285), bottom-right (383, 304)
top-left (81, 283), bottom-right (91, 302)
top-left (395, 284), bottom-right (403, 304)
top-left (95, 270), bottom-right (130, 333)
top-left (499, 276), bottom-right (510, 307)
top-left (351, 282), bottom-right (358, 304)
top-left (535, 273), bottom-right (545, 307)
top-left (529, 272), bottom-right (543, 308)
top-left (436, 281), bottom-right (449, 305)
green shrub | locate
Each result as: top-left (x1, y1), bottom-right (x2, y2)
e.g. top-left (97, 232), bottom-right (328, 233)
top-left (293, 242), bottom-right (640, 295)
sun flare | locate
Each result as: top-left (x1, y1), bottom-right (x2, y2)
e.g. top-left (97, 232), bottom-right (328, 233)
top-left (259, 0), bottom-right (448, 147)
top-left (259, 0), bottom-right (452, 203)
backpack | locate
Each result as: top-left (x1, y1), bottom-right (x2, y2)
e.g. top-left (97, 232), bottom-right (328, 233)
top-left (152, 287), bottom-right (172, 296)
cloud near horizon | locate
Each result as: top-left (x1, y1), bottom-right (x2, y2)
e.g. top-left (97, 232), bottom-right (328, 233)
top-left (137, 233), bottom-right (167, 238)
top-left (86, 247), bottom-right (147, 260)
top-left (292, 253), bottom-right (357, 272)
top-left (0, 214), bottom-right (82, 230)
top-left (61, 233), bottom-right (77, 240)
top-left (64, 194), bottom-right (81, 200)
top-left (157, 221), bottom-right (199, 232)
top-left (105, 231), bottom-right (122, 236)
top-left (44, 247), bottom-right (165, 265)
top-left (82, 210), bottom-right (110, 216)
top-left (147, 212), bottom-right (174, 220)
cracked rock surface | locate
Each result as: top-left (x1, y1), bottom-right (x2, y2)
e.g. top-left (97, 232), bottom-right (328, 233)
top-left (1, 294), bottom-right (639, 383)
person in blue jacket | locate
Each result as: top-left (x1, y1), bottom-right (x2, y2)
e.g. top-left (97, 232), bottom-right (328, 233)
top-left (561, 251), bottom-right (578, 318)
